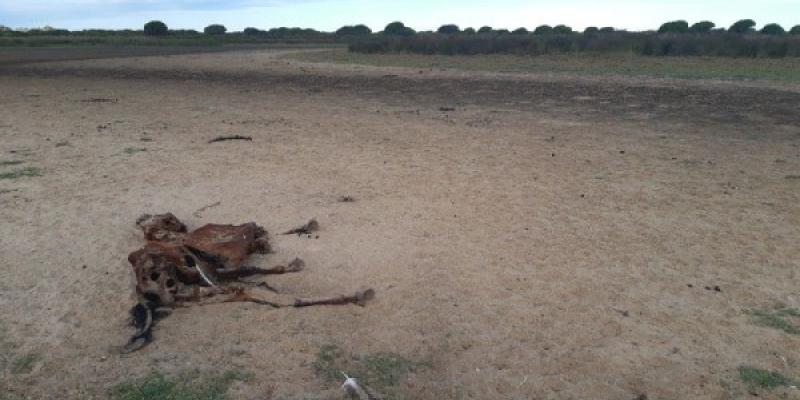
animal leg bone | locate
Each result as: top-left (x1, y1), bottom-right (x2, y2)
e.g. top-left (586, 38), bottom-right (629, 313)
top-left (294, 288), bottom-right (375, 307)
top-left (216, 258), bottom-right (305, 279)
top-left (172, 287), bottom-right (376, 309)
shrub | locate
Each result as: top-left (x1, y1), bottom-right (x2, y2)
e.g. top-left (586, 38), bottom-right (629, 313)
top-left (495, 29), bottom-right (510, 35)
top-left (552, 25), bottom-right (574, 34)
top-left (534, 25), bottom-right (553, 35)
top-left (143, 20), bottom-right (168, 36)
top-left (761, 23), bottom-right (786, 35)
top-left (690, 21), bottom-right (715, 33)
top-left (170, 29), bottom-right (199, 36)
top-left (383, 22), bottom-right (414, 36)
top-left (259, 26), bottom-right (329, 40)
top-left (437, 24), bottom-right (460, 34)
top-left (584, 27), bottom-right (599, 34)
top-left (659, 20), bottom-right (689, 34)
top-left (24, 27), bottom-right (70, 36)
top-left (791, 25), bottom-right (800, 35)
top-left (463, 27), bottom-right (476, 34)
top-left (243, 27), bottom-right (262, 35)
top-left (599, 27), bottom-right (615, 33)
top-left (349, 30), bottom-right (800, 58)
top-left (336, 24), bottom-right (372, 36)
top-left (738, 366), bottom-right (794, 390)
top-left (477, 26), bottom-right (493, 34)
top-left (730, 19), bottom-right (756, 33)
top-left (512, 27), bottom-right (529, 35)
top-left (204, 24), bottom-right (227, 35)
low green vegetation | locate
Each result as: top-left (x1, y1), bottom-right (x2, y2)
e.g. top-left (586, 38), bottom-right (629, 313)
top-left (0, 160), bottom-right (24, 166)
top-left (0, 322), bottom-right (13, 372)
top-left (288, 49), bottom-right (800, 82)
top-left (738, 366), bottom-right (794, 390)
top-left (10, 353), bottom-right (39, 375)
top-left (748, 307), bottom-right (800, 334)
top-left (109, 370), bottom-right (249, 400)
top-left (313, 344), bottom-right (423, 399)
top-left (0, 167), bottom-right (41, 180)
top-left (123, 147), bottom-right (147, 155)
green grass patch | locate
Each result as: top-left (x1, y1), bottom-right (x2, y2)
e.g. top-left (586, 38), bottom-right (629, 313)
top-left (110, 370), bottom-right (249, 400)
top-left (287, 49), bottom-right (800, 83)
top-left (0, 322), bottom-right (13, 372)
top-left (738, 366), bottom-right (794, 390)
top-left (0, 167), bottom-right (41, 180)
top-left (123, 147), bottom-right (147, 155)
top-left (10, 353), bottom-right (39, 375)
top-left (0, 160), bottom-right (24, 166)
top-left (313, 344), bottom-right (423, 399)
top-left (748, 307), bottom-right (800, 334)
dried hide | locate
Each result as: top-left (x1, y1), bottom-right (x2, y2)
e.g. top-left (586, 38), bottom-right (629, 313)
top-left (124, 213), bottom-right (374, 353)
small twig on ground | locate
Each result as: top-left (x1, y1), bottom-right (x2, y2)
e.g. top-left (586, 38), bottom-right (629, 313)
top-left (208, 135), bottom-right (253, 144)
top-left (82, 98), bottom-right (118, 103)
top-left (192, 201), bottom-right (221, 218)
top-left (283, 219), bottom-right (319, 235)
top-left (610, 307), bottom-right (630, 317)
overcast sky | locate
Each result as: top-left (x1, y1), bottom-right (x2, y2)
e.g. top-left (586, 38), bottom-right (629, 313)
top-left (1, 0), bottom-right (798, 32)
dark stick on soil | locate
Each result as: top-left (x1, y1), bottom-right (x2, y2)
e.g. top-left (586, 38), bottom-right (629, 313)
top-left (82, 98), bottom-right (118, 103)
top-left (283, 219), bottom-right (319, 235)
top-left (208, 135), bottom-right (253, 144)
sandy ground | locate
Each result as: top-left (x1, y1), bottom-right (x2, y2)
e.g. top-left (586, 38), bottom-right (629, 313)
top-left (1, 49), bottom-right (799, 399)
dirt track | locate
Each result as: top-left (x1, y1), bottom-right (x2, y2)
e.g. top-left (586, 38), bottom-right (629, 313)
top-left (1, 49), bottom-right (799, 399)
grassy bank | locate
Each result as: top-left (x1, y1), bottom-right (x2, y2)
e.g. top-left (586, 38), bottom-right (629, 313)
top-left (289, 48), bottom-right (800, 82)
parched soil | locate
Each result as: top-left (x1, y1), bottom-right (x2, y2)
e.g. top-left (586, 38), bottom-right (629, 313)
top-left (1, 49), bottom-right (799, 399)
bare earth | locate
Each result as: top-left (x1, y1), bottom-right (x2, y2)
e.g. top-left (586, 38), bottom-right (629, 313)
top-left (1, 49), bottom-right (799, 400)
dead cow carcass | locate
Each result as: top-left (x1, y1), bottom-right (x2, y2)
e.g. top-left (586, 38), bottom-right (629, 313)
top-left (125, 213), bottom-right (374, 352)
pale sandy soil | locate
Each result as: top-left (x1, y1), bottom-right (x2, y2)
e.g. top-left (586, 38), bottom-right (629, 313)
top-left (1, 49), bottom-right (799, 400)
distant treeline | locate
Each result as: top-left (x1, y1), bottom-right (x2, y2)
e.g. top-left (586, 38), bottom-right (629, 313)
top-left (0, 24), bottom-right (329, 40)
top-left (2, 19), bottom-right (799, 57)
top-left (0, 22), bottom-right (335, 47)
top-left (348, 20), bottom-right (800, 58)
